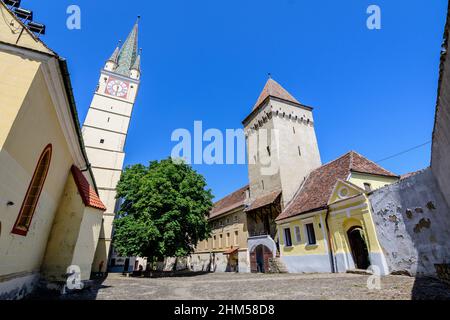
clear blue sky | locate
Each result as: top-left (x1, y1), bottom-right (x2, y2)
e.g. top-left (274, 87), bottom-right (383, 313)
top-left (31, 0), bottom-right (447, 201)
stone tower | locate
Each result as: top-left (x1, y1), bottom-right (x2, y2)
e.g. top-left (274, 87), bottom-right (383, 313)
top-left (82, 19), bottom-right (141, 272)
top-left (243, 78), bottom-right (322, 207)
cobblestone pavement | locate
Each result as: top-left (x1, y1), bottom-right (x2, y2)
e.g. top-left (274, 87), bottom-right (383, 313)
top-left (33, 273), bottom-right (450, 300)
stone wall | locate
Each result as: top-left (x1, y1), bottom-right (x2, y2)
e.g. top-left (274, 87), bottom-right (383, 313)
top-left (431, 11), bottom-right (450, 207)
top-left (369, 168), bottom-right (450, 277)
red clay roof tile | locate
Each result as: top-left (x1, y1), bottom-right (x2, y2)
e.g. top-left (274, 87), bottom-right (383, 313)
top-left (276, 151), bottom-right (397, 221)
top-left (210, 185), bottom-right (248, 219)
top-left (253, 78), bottom-right (301, 110)
top-left (71, 165), bottom-right (107, 211)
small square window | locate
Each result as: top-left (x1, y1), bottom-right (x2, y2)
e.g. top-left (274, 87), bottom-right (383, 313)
top-left (100, 139), bottom-right (105, 144)
top-left (364, 183), bottom-right (372, 192)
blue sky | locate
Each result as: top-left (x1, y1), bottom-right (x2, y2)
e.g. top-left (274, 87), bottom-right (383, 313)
top-left (30, 0), bottom-right (447, 200)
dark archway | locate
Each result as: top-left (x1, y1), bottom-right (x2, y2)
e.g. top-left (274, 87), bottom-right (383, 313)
top-left (250, 245), bottom-right (273, 273)
top-left (347, 227), bottom-right (371, 270)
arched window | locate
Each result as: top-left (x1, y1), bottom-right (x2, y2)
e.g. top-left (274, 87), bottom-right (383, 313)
top-left (12, 144), bottom-right (52, 236)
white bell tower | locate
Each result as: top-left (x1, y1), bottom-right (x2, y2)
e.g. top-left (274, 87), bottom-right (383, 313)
top-left (82, 18), bottom-right (142, 272)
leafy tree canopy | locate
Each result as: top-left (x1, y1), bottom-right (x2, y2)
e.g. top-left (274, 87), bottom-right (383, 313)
top-left (113, 158), bottom-right (213, 260)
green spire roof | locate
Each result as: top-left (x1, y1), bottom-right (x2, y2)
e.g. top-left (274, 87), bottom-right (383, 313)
top-left (115, 18), bottom-right (139, 76)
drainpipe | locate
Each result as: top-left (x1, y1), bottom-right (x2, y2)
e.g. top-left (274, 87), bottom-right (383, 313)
top-left (325, 207), bottom-right (336, 273)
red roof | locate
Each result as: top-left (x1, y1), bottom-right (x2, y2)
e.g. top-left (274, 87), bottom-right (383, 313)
top-left (253, 78), bottom-right (301, 110)
top-left (245, 190), bottom-right (281, 212)
top-left (71, 165), bottom-right (107, 211)
top-left (276, 151), bottom-right (397, 221)
top-left (210, 185), bottom-right (248, 219)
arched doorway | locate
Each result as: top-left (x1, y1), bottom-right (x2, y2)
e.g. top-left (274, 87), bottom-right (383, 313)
top-left (347, 227), bottom-right (371, 270)
top-left (250, 245), bottom-right (273, 273)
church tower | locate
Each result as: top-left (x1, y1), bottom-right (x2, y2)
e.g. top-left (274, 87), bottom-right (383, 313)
top-left (82, 19), bottom-right (141, 272)
top-left (243, 78), bottom-right (322, 207)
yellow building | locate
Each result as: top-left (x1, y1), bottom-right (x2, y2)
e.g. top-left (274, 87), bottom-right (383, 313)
top-left (276, 151), bottom-right (399, 274)
top-left (0, 2), bottom-right (106, 299)
top-left (192, 186), bottom-right (251, 272)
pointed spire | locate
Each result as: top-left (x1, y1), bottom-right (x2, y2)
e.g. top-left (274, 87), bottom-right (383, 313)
top-left (131, 48), bottom-right (142, 71)
top-left (115, 17), bottom-right (140, 76)
top-left (253, 78), bottom-right (301, 110)
top-left (107, 44), bottom-right (120, 64)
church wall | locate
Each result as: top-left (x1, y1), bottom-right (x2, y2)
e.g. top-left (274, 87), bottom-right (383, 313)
top-left (349, 173), bottom-right (398, 192)
top-left (85, 148), bottom-right (125, 172)
top-left (431, 35), bottom-right (450, 207)
top-left (0, 52), bottom-right (40, 149)
top-left (41, 174), bottom-right (85, 282)
top-left (0, 5), bottom-right (54, 56)
top-left (71, 207), bottom-right (103, 280)
top-left (84, 108), bottom-right (131, 135)
top-left (245, 102), bottom-right (282, 201)
top-left (271, 100), bottom-right (322, 206)
top-left (369, 168), bottom-right (450, 277)
top-left (89, 94), bottom-right (134, 117)
top-left (82, 126), bottom-right (126, 153)
top-left (0, 65), bottom-right (75, 295)
top-left (41, 175), bottom-right (103, 283)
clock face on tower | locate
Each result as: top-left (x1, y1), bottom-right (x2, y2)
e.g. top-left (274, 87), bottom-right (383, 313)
top-left (105, 78), bottom-right (129, 98)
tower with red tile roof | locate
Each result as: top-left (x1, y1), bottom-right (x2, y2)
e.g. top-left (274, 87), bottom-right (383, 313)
top-left (243, 77), bottom-right (322, 207)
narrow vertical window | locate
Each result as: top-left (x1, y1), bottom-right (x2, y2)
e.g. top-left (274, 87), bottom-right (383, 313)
top-left (298, 146), bottom-right (302, 157)
top-left (284, 228), bottom-right (293, 247)
top-left (12, 145), bottom-right (52, 236)
top-left (267, 146), bottom-right (271, 156)
top-left (306, 223), bottom-right (317, 245)
top-left (294, 226), bottom-right (301, 243)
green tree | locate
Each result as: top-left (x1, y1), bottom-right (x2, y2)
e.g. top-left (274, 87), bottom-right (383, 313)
top-left (113, 158), bottom-right (213, 263)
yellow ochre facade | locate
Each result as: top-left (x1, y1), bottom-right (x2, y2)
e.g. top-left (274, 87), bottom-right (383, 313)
top-left (278, 174), bottom-right (398, 275)
top-left (0, 2), bottom-right (106, 299)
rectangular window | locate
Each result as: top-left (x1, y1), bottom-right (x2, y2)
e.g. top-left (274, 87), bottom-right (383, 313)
top-left (213, 235), bottom-right (217, 249)
top-left (306, 223), bottom-right (317, 245)
top-left (294, 226), bottom-right (301, 243)
top-left (284, 228), bottom-right (293, 247)
top-left (234, 231), bottom-right (239, 246)
top-left (298, 146), bottom-right (302, 157)
top-left (267, 146), bottom-right (271, 156)
top-left (226, 233), bottom-right (230, 247)
top-left (219, 234), bottom-right (223, 248)
top-left (234, 215), bottom-right (238, 223)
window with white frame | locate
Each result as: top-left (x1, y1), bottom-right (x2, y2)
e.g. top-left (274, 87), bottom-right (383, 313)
top-left (284, 228), bottom-right (293, 247)
top-left (294, 226), bottom-right (301, 243)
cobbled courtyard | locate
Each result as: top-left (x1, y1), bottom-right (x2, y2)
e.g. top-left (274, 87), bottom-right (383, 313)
top-left (30, 273), bottom-right (450, 300)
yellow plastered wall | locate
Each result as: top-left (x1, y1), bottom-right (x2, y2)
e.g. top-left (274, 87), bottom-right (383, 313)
top-left (328, 199), bottom-right (383, 255)
top-left (0, 61), bottom-right (73, 277)
top-left (196, 209), bottom-right (249, 253)
top-left (0, 52), bottom-right (39, 148)
top-left (349, 172), bottom-right (398, 192)
top-left (278, 213), bottom-right (328, 256)
top-left (0, 4), bottom-right (54, 55)
top-left (42, 175), bottom-right (103, 282)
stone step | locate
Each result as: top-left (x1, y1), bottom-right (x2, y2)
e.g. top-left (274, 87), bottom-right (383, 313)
top-left (268, 257), bottom-right (289, 274)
